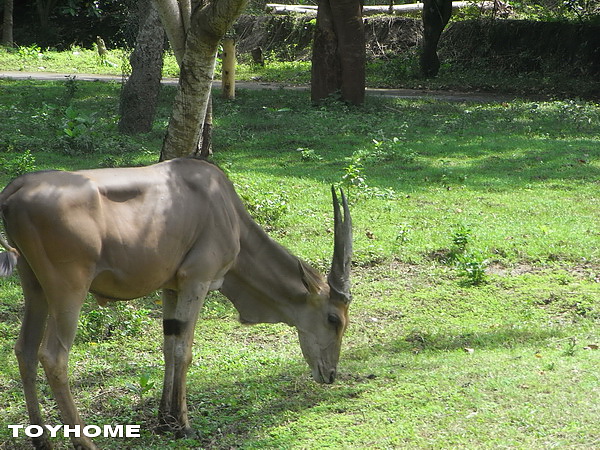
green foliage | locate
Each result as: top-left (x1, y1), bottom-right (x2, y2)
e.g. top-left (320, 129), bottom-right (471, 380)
top-left (126, 371), bottom-right (156, 401)
top-left (16, 44), bottom-right (41, 60)
top-left (77, 302), bottom-right (153, 343)
top-left (296, 147), bottom-right (323, 162)
top-left (237, 181), bottom-right (289, 228)
top-left (0, 149), bottom-right (36, 177)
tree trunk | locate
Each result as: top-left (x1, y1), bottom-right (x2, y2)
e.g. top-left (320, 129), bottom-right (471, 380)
top-left (197, 97), bottom-right (213, 157)
top-left (158, 0), bottom-right (247, 161)
top-left (119, 1), bottom-right (165, 134)
top-left (2, 0), bottom-right (14, 46)
top-left (221, 38), bottom-right (236, 100)
top-left (311, 0), bottom-right (365, 105)
top-left (420, 0), bottom-right (452, 77)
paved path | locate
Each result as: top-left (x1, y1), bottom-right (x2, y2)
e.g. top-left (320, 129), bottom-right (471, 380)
top-left (0, 70), bottom-right (517, 103)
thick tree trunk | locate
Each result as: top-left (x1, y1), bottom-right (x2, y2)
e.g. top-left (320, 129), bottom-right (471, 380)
top-left (311, 0), bottom-right (365, 105)
top-left (119, 2), bottom-right (165, 134)
top-left (2, 0), bottom-right (14, 46)
top-left (158, 0), bottom-right (246, 161)
top-left (311, 0), bottom-right (341, 102)
top-left (420, 0), bottom-right (452, 77)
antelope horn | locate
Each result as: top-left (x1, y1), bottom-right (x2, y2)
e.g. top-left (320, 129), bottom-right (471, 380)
top-left (327, 186), bottom-right (353, 304)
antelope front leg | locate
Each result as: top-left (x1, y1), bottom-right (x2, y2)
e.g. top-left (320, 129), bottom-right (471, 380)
top-left (159, 283), bottom-right (208, 437)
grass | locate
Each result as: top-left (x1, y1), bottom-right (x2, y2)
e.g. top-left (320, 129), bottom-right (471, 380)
top-left (3, 44), bottom-right (598, 99)
top-left (0, 79), bottom-right (599, 449)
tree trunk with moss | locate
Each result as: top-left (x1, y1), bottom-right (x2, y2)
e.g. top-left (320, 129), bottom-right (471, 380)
top-left (119, 1), bottom-right (165, 134)
top-left (154, 0), bottom-right (246, 160)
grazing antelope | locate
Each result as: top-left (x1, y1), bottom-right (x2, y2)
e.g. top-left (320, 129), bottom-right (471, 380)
top-left (0, 157), bottom-right (352, 450)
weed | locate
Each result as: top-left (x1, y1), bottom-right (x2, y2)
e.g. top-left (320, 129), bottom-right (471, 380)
top-left (0, 149), bottom-right (36, 177)
top-left (452, 224), bottom-right (472, 253)
top-left (562, 337), bottom-right (578, 356)
top-left (16, 44), bottom-right (41, 60)
top-left (396, 223), bottom-right (413, 245)
top-left (237, 182), bottom-right (288, 228)
top-left (63, 75), bottom-right (79, 104)
top-left (126, 372), bottom-right (155, 401)
top-left (297, 147), bottom-right (323, 162)
top-left (457, 251), bottom-right (489, 286)
top-left (77, 303), bottom-right (152, 343)
top-left (59, 105), bottom-right (98, 154)
top-left (341, 156), bottom-right (367, 197)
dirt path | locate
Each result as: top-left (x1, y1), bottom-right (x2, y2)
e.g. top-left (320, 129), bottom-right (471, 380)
top-left (0, 70), bottom-right (518, 103)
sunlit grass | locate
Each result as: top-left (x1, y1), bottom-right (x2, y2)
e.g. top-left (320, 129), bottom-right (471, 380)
top-left (0, 80), bottom-right (598, 449)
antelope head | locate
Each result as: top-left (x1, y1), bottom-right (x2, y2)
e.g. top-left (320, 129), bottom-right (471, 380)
top-left (296, 187), bottom-right (352, 384)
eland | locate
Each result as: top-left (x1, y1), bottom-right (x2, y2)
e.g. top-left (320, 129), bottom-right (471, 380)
top-left (0, 157), bottom-right (352, 449)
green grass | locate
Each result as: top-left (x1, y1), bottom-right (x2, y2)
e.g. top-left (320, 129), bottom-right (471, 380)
top-left (0, 80), bottom-right (599, 449)
top-left (3, 45), bottom-right (597, 98)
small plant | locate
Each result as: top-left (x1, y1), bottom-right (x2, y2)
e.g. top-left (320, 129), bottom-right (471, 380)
top-left (238, 182), bottom-right (288, 228)
top-left (62, 105), bottom-right (96, 139)
top-left (77, 303), bottom-right (152, 343)
top-left (63, 75), bottom-right (78, 104)
top-left (562, 337), bottom-right (578, 357)
top-left (297, 147), bottom-right (323, 162)
top-left (0, 149), bottom-right (36, 177)
top-left (17, 44), bottom-right (41, 60)
top-left (396, 223), bottom-right (413, 245)
top-left (126, 371), bottom-right (155, 401)
top-left (452, 224), bottom-right (472, 253)
top-left (457, 251), bottom-right (489, 286)
top-left (59, 106), bottom-right (98, 154)
top-left (341, 155), bottom-right (367, 197)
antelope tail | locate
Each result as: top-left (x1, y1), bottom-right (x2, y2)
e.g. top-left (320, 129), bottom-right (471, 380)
top-left (0, 234), bottom-right (18, 277)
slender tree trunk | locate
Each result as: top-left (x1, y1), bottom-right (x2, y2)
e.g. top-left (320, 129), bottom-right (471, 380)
top-left (221, 38), bottom-right (236, 100)
top-left (420, 0), bottom-right (452, 77)
top-left (311, 0), bottom-right (365, 105)
top-left (157, 0), bottom-right (246, 161)
top-left (2, 0), bottom-right (14, 46)
top-left (119, 1), bottom-right (165, 134)
top-left (197, 97), bottom-right (213, 157)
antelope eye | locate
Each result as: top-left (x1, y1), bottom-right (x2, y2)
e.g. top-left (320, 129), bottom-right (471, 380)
top-left (327, 313), bottom-right (342, 327)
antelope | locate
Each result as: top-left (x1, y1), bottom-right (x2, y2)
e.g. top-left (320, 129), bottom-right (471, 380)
top-left (0, 157), bottom-right (352, 450)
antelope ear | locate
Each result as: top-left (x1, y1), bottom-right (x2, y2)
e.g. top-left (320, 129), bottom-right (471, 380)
top-left (298, 260), bottom-right (322, 295)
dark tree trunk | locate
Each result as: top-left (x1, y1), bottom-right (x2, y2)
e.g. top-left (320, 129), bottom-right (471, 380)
top-left (420, 0), bottom-right (452, 77)
top-left (119, 1), bottom-right (165, 134)
top-left (311, 0), bottom-right (365, 105)
top-left (2, 0), bottom-right (14, 46)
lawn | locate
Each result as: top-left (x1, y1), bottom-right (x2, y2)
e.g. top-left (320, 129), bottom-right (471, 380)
top-left (0, 78), bottom-right (598, 449)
